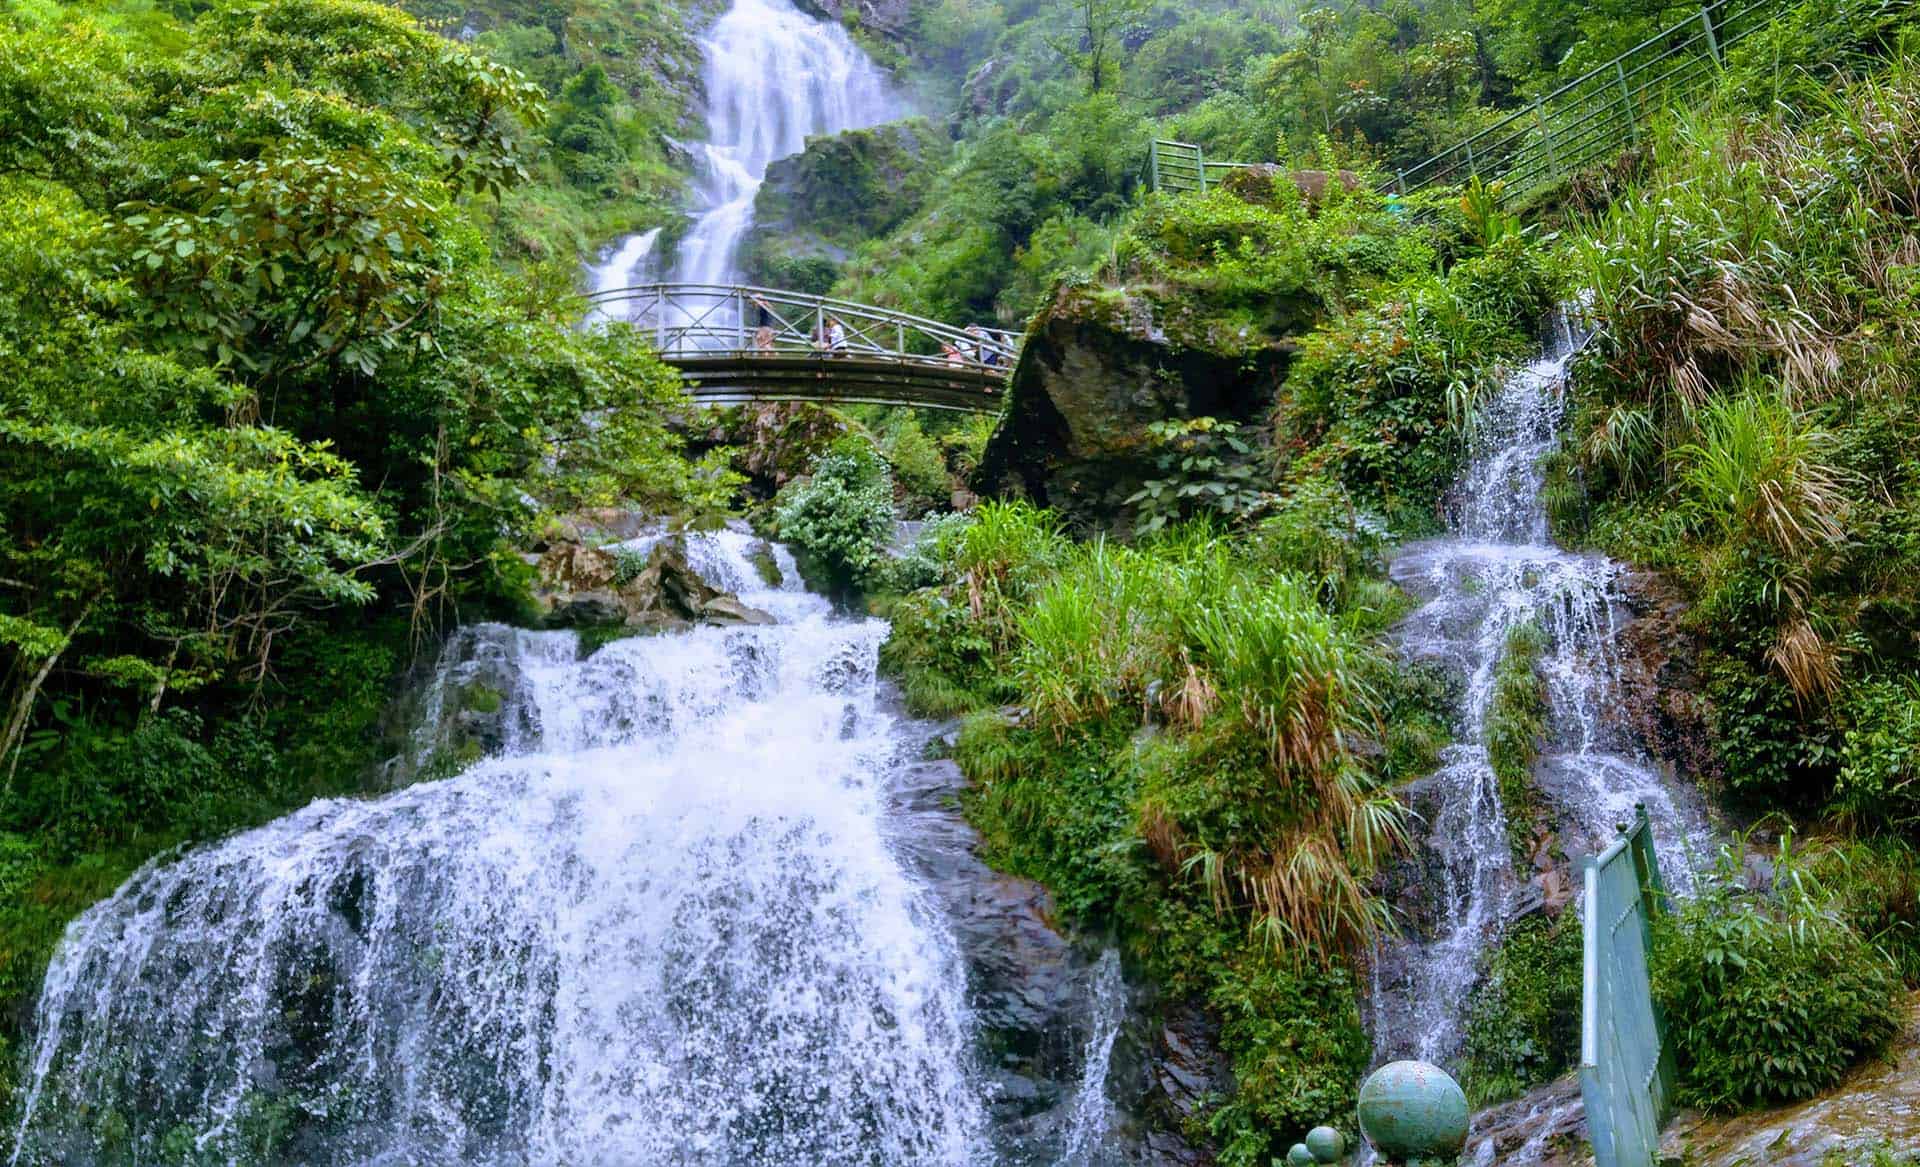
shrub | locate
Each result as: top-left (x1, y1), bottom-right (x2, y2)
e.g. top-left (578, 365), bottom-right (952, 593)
top-left (1834, 677), bottom-right (1920, 831)
top-left (1459, 911), bottom-right (1583, 1105)
top-left (770, 438), bottom-right (895, 593)
top-left (1485, 621), bottom-right (1549, 853)
top-left (1652, 839), bottom-right (1904, 1112)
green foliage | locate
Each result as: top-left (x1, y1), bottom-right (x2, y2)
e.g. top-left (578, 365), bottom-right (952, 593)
top-left (1459, 911), bottom-right (1584, 1106)
top-left (771, 438), bottom-right (896, 593)
top-left (1486, 621), bottom-right (1549, 853)
top-left (1564, 66), bottom-right (1920, 810)
top-left (1125, 418), bottom-right (1269, 535)
top-left (1277, 232), bottom-right (1560, 529)
top-left (1835, 677), bottom-right (1920, 832)
top-left (1653, 835), bottom-right (1905, 1112)
top-left (884, 502), bottom-right (1423, 1163)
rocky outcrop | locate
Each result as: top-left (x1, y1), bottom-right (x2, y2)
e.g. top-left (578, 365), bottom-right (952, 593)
top-left (535, 537), bottom-right (774, 631)
top-left (1616, 569), bottom-right (1722, 790)
top-left (791, 0), bottom-right (912, 45)
top-left (974, 281), bottom-right (1310, 527)
top-left (692, 402), bottom-right (852, 499)
top-left (1217, 164), bottom-right (1365, 210)
top-left (740, 119), bottom-right (948, 289)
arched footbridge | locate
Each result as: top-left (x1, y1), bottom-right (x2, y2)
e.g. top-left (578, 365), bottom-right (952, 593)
top-left (587, 284), bottom-right (1020, 412)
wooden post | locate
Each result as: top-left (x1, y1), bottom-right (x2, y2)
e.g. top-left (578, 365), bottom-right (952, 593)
top-left (1699, 4), bottom-right (1722, 68)
top-left (1535, 99), bottom-right (1558, 180)
top-left (1616, 60), bottom-right (1640, 145)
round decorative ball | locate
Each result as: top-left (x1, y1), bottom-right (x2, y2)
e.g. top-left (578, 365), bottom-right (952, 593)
top-left (1355, 1060), bottom-right (1469, 1159)
top-left (1306, 1125), bottom-right (1347, 1162)
top-left (1286, 1144), bottom-right (1315, 1167)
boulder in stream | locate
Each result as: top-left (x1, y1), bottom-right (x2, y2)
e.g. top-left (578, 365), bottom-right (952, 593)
top-left (535, 537), bottom-right (775, 631)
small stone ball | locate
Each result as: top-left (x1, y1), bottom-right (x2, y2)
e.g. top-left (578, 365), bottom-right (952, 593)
top-left (1286, 1143), bottom-right (1315, 1166)
top-left (1306, 1124), bottom-right (1347, 1162)
top-left (1355, 1060), bottom-right (1469, 1158)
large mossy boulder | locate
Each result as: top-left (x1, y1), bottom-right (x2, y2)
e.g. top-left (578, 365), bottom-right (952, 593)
top-left (741, 118), bottom-right (949, 290)
top-left (973, 280), bottom-right (1309, 526)
top-left (974, 183), bottom-right (1419, 528)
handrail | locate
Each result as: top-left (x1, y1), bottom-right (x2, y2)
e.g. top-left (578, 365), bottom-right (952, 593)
top-left (587, 282), bottom-right (1020, 375)
top-left (1147, 0), bottom-right (1790, 206)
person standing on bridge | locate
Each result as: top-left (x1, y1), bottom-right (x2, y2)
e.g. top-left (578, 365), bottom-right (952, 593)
top-left (826, 316), bottom-right (847, 355)
top-left (750, 295), bottom-right (776, 354)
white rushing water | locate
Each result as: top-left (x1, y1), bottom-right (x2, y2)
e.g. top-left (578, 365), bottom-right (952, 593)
top-left (1371, 323), bottom-right (1712, 1069)
top-left (668, 0), bottom-right (900, 287)
top-left (8, 533), bottom-right (995, 1166)
top-left (584, 227), bottom-right (661, 324)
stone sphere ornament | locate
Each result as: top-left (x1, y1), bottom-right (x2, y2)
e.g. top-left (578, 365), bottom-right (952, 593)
top-left (1287, 1143), bottom-right (1315, 1166)
top-left (1355, 1060), bottom-right (1469, 1161)
top-left (1306, 1125), bottom-right (1348, 1162)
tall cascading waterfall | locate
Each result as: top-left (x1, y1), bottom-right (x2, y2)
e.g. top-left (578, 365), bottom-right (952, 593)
top-left (588, 0), bottom-right (901, 326)
top-left (670, 0), bottom-right (900, 288)
top-left (5, 530), bottom-right (1132, 1166)
top-left (1370, 322), bottom-right (1712, 1069)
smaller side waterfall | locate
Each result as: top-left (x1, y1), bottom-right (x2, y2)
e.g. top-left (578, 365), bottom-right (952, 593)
top-left (584, 228), bottom-right (661, 323)
top-left (1371, 324), bottom-right (1711, 1068)
top-left (1058, 951), bottom-right (1125, 1165)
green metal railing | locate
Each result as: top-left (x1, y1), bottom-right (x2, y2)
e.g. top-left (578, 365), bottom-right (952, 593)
top-left (1580, 806), bottom-right (1677, 1167)
top-left (1149, 0), bottom-right (1787, 204)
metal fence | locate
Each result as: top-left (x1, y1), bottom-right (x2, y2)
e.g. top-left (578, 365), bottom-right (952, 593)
top-left (1149, 0), bottom-right (1787, 205)
top-left (1580, 805), bottom-right (1677, 1167)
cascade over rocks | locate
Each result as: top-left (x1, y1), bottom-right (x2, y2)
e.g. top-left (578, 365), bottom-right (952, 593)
top-left (974, 280), bottom-right (1305, 526)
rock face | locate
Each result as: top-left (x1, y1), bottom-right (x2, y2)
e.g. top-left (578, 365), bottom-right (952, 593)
top-left (974, 281), bottom-right (1307, 527)
top-left (535, 537), bottom-right (775, 631)
top-left (741, 119), bottom-right (948, 290)
top-left (791, 0), bottom-right (912, 45)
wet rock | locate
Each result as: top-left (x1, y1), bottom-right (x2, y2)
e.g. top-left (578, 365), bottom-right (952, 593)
top-left (790, 0), bottom-right (912, 44)
top-left (974, 280), bottom-right (1306, 528)
top-left (377, 626), bottom-right (543, 788)
top-left (535, 537), bottom-right (773, 631)
top-left (1466, 1075), bottom-right (1589, 1166)
top-left (1153, 1006), bottom-right (1229, 1123)
top-left (1615, 569), bottom-right (1721, 790)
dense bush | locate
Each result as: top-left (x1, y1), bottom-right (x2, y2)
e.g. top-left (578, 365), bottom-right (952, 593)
top-left (1652, 840), bottom-right (1904, 1112)
top-left (771, 439), bottom-right (896, 593)
top-left (884, 499), bottom-right (1443, 1162)
top-left (1561, 66), bottom-right (1920, 812)
top-left (1459, 911), bottom-right (1583, 1105)
top-left (1277, 233), bottom-right (1561, 529)
top-left (1485, 621), bottom-right (1550, 853)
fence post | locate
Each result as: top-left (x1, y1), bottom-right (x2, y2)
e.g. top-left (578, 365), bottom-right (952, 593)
top-left (655, 287), bottom-right (666, 352)
top-left (1149, 140), bottom-right (1161, 192)
top-left (1699, 4), bottom-right (1723, 68)
top-left (1395, 169), bottom-right (1407, 196)
top-left (1196, 144), bottom-right (1207, 194)
top-left (1465, 138), bottom-right (1477, 180)
top-left (735, 288), bottom-right (745, 353)
top-left (1616, 60), bottom-right (1640, 145)
top-left (1535, 99), bottom-right (1558, 181)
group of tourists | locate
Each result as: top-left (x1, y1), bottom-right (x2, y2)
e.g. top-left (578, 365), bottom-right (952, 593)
top-left (747, 293), bottom-right (1003, 369)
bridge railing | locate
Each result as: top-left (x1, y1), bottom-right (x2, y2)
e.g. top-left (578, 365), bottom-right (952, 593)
top-left (1147, 0), bottom-right (1786, 207)
top-left (587, 283), bottom-right (1020, 374)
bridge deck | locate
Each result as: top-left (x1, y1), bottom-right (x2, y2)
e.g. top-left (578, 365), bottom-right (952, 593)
top-left (587, 283), bottom-right (1015, 412)
top-left (675, 353), bottom-right (1005, 412)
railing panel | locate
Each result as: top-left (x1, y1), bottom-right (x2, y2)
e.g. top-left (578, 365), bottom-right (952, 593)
top-left (1580, 805), bottom-right (1676, 1167)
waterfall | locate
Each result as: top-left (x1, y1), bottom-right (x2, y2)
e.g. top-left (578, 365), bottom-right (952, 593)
top-left (1059, 951), bottom-right (1125, 1165)
top-left (1370, 325), bottom-right (1712, 1068)
top-left (668, 0), bottom-right (901, 287)
top-left (7, 532), bottom-right (998, 1165)
top-left (584, 228), bottom-right (661, 323)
